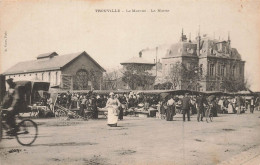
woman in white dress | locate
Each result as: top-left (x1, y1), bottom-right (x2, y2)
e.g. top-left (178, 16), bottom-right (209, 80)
top-left (228, 98), bottom-right (234, 113)
top-left (106, 92), bottom-right (121, 127)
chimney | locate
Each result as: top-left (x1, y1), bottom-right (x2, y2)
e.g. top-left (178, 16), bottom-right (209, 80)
top-left (228, 31), bottom-right (231, 46)
top-left (139, 51), bottom-right (142, 58)
top-left (196, 26), bottom-right (201, 56)
top-left (180, 28), bottom-right (188, 42)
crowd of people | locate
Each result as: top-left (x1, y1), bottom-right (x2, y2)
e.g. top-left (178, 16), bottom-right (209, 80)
top-left (53, 90), bottom-right (260, 126)
top-left (159, 93), bottom-right (259, 122)
top-left (54, 91), bottom-right (160, 119)
top-left (2, 77), bottom-right (259, 133)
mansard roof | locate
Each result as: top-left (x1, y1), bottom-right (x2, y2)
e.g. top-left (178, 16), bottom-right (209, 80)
top-left (165, 42), bottom-right (197, 58)
top-left (164, 39), bottom-right (242, 60)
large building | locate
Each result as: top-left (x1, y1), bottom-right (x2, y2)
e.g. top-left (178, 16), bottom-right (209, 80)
top-left (3, 51), bottom-right (106, 91)
top-left (162, 30), bottom-right (245, 92)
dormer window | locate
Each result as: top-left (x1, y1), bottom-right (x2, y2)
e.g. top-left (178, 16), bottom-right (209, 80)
top-left (187, 48), bottom-right (194, 54)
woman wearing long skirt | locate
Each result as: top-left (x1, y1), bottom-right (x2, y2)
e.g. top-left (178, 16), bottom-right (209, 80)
top-left (228, 102), bottom-right (233, 113)
top-left (106, 92), bottom-right (121, 127)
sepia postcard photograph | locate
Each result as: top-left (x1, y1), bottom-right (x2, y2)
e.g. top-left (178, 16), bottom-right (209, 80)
top-left (0, 0), bottom-right (260, 164)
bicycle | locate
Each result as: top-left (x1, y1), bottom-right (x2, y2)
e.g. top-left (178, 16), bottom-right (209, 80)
top-left (0, 109), bottom-right (38, 146)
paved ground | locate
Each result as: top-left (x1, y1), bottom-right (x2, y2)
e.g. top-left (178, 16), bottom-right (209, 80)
top-left (0, 111), bottom-right (260, 165)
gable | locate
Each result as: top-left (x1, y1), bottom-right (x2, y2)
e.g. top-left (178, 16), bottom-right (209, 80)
top-left (61, 52), bottom-right (105, 74)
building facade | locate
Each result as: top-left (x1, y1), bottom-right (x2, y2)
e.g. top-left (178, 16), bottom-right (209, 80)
top-left (162, 30), bottom-right (245, 92)
top-left (4, 51), bottom-right (105, 91)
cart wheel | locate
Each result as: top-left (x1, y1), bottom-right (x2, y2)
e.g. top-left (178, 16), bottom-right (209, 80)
top-left (58, 110), bottom-right (67, 118)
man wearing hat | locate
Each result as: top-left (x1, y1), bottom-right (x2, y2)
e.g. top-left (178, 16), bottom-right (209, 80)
top-left (236, 95), bottom-right (243, 114)
top-left (182, 93), bottom-right (191, 122)
top-left (91, 93), bottom-right (98, 119)
top-left (196, 93), bottom-right (208, 122)
top-left (66, 91), bottom-right (72, 109)
top-left (166, 95), bottom-right (175, 121)
top-left (2, 78), bottom-right (25, 135)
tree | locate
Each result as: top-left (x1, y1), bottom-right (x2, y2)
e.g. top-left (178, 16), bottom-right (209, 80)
top-left (167, 62), bottom-right (183, 89)
top-left (103, 70), bottom-right (120, 90)
top-left (89, 69), bottom-right (101, 90)
top-left (154, 82), bottom-right (173, 90)
top-left (163, 62), bottom-right (204, 90)
top-left (220, 76), bottom-right (248, 92)
top-left (121, 64), bottom-right (155, 90)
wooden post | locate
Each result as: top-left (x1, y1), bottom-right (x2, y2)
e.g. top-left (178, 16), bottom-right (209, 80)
top-left (70, 75), bottom-right (73, 91)
top-left (100, 76), bottom-right (102, 90)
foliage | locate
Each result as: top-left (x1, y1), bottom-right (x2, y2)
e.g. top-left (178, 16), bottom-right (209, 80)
top-left (154, 82), bottom-right (173, 90)
top-left (103, 70), bottom-right (120, 90)
top-left (163, 62), bottom-right (203, 90)
top-left (121, 64), bottom-right (155, 90)
top-left (220, 76), bottom-right (248, 92)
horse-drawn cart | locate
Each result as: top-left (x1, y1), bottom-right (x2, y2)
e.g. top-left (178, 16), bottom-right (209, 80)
top-left (8, 81), bottom-right (51, 117)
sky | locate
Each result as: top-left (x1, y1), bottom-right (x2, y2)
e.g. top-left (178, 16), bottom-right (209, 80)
top-left (0, 0), bottom-right (260, 90)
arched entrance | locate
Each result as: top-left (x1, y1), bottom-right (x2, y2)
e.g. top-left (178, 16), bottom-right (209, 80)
top-left (73, 69), bottom-right (90, 90)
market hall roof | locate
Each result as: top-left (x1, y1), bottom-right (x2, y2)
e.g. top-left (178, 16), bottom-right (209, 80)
top-left (120, 57), bottom-right (156, 66)
top-left (4, 51), bottom-right (106, 75)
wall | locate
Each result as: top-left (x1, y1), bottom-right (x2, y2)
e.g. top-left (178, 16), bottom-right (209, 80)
top-left (161, 57), bottom-right (181, 77)
top-left (198, 57), bottom-right (245, 91)
top-left (5, 70), bottom-right (61, 88)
